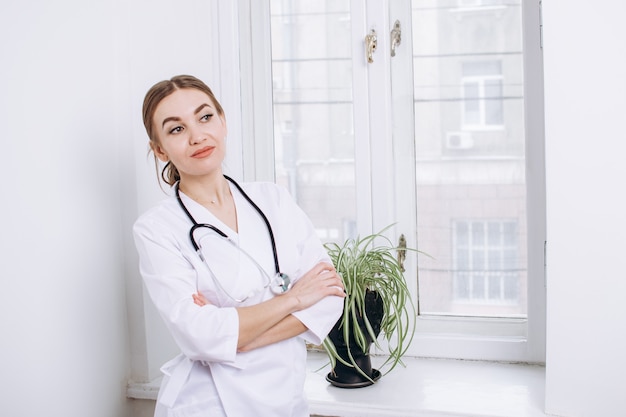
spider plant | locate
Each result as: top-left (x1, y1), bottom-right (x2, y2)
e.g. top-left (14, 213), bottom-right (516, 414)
top-left (322, 225), bottom-right (419, 384)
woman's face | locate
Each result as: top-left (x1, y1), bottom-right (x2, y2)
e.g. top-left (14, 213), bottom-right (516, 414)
top-left (152, 88), bottom-right (227, 181)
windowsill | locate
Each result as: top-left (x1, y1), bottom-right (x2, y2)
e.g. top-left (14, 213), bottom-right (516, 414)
top-left (127, 378), bottom-right (161, 401)
top-left (306, 351), bottom-right (547, 417)
top-left (128, 351), bottom-right (547, 417)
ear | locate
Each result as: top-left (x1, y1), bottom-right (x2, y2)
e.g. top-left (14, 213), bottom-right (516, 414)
top-left (151, 142), bottom-right (169, 162)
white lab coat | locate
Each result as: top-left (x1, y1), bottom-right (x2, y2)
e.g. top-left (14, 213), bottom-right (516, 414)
top-left (133, 180), bottom-right (343, 417)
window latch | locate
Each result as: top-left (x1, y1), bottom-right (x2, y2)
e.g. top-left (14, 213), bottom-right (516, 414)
top-left (397, 234), bottom-right (407, 272)
top-left (365, 29), bottom-right (377, 63)
top-left (391, 20), bottom-right (402, 57)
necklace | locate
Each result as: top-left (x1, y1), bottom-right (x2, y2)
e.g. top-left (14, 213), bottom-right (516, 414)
top-left (179, 185), bottom-right (224, 206)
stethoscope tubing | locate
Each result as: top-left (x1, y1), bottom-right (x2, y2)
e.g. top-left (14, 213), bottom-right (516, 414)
top-left (193, 231), bottom-right (273, 303)
top-left (225, 176), bottom-right (282, 275)
top-left (176, 175), bottom-right (280, 272)
top-left (175, 175), bottom-right (291, 300)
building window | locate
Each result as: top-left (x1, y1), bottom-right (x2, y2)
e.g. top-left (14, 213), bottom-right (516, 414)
top-left (462, 61), bottom-right (504, 128)
top-left (453, 219), bottom-right (519, 306)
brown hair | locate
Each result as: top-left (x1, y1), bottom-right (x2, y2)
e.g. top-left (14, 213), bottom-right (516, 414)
top-left (142, 75), bottom-right (225, 186)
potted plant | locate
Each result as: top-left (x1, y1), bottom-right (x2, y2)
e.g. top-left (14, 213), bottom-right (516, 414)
top-left (322, 225), bottom-right (419, 388)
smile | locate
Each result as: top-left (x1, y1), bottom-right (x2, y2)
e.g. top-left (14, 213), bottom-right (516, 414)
top-left (191, 146), bottom-right (214, 158)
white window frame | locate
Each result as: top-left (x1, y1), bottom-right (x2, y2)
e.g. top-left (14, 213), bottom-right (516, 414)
top-left (402, 0), bottom-right (545, 363)
top-left (216, 0), bottom-right (546, 364)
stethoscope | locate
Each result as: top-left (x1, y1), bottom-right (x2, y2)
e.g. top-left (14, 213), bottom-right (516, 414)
top-left (175, 175), bottom-right (292, 303)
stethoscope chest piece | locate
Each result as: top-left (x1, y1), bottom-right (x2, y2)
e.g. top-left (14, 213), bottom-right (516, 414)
top-left (270, 272), bottom-right (292, 295)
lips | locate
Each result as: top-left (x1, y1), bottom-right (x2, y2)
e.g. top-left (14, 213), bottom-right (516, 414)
top-left (191, 146), bottom-right (214, 158)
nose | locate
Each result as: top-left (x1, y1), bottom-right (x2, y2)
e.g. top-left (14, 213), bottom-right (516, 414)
top-left (188, 124), bottom-right (206, 144)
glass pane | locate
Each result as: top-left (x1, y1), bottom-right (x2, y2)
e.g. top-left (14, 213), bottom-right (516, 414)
top-left (413, 0), bottom-right (527, 318)
top-left (269, 0), bottom-right (355, 243)
top-left (463, 82), bottom-right (480, 124)
top-left (485, 79), bottom-right (504, 124)
top-left (472, 273), bottom-right (484, 299)
top-left (455, 272), bottom-right (469, 299)
top-left (488, 274), bottom-right (501, 299)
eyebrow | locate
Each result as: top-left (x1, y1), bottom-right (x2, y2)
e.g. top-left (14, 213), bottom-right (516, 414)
top-left (194, 103), bottom-right (213, 115)
top-left (160, 103), bottom-right (215, 128)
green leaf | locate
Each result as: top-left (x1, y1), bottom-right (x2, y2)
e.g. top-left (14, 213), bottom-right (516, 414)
top-left (322, 224), bottom-right (424, 381)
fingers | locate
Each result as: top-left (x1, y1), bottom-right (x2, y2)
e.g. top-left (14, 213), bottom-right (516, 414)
top-left (320, 269), bottom-right (346, 298)
top-left (317, 261), bottom-right (337, 273)
top-left (317, 268), bottom-right (345, 292)
top-left (285, 263), bottom-right (346, 310)
top-left (307, 264), bottom-right (346, 296)
top-left (192, 292), bottom-right (210, 307)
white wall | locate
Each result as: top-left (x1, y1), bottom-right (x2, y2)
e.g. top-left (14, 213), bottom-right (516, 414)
top-left (0, 1), bottom-right (130, 416)
top-left (0, 1), bottom-right (219, 416)
top-left (543, 1), bottom-right (626, 416)
top-left (123, 0), bottom-right (221, 385)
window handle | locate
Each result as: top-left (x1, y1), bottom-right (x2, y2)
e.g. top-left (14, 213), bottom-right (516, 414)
top-left (390, 20), bottom-right (402, 57)
top-left (397, 234), bottom-right (407, 272)
top-left (365, 29), bottom-right (378, 63)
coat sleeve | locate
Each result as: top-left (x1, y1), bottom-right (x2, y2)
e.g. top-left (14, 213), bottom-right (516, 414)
top-left (133, 214), bottom-right (241, 366)
top-left (273, 186), bottom-right (344, 346)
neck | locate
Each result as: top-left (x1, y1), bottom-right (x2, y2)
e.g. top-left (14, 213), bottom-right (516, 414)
top-left (179, 174), bottom-right (231, 206)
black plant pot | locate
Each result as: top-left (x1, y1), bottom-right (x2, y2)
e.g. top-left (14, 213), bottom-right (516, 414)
top-left (326, 290), bottom-right (384, 388)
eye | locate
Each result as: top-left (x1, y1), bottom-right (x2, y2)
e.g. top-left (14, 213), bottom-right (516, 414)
top-left (168, 126), bottom-right (183, 134)
top-left (200, 113), bottom-right (214, 122)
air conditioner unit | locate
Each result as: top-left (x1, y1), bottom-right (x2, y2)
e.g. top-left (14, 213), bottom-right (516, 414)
top-left (445, 131), bottom-right (474, 150)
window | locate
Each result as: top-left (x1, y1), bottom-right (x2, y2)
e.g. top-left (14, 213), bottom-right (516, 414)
top-left (412, 0), bottom-right (529, 327)
top-left (453, 220), bottom-right (521, 310)
top-left (462, 61), bottom-right (504, 128)
top-left (240, 0), bottom-right (544, 362)
top-left (269, 0), bottom-right (357, 245)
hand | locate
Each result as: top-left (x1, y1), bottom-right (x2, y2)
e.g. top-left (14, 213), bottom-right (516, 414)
top-left (192, 292), bottom-right (210, 307)
top-left (287, 261), bottom-right (345, 311)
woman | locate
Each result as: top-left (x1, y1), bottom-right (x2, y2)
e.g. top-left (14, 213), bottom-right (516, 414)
top-left (133, 75), bottom-right (345, 417)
